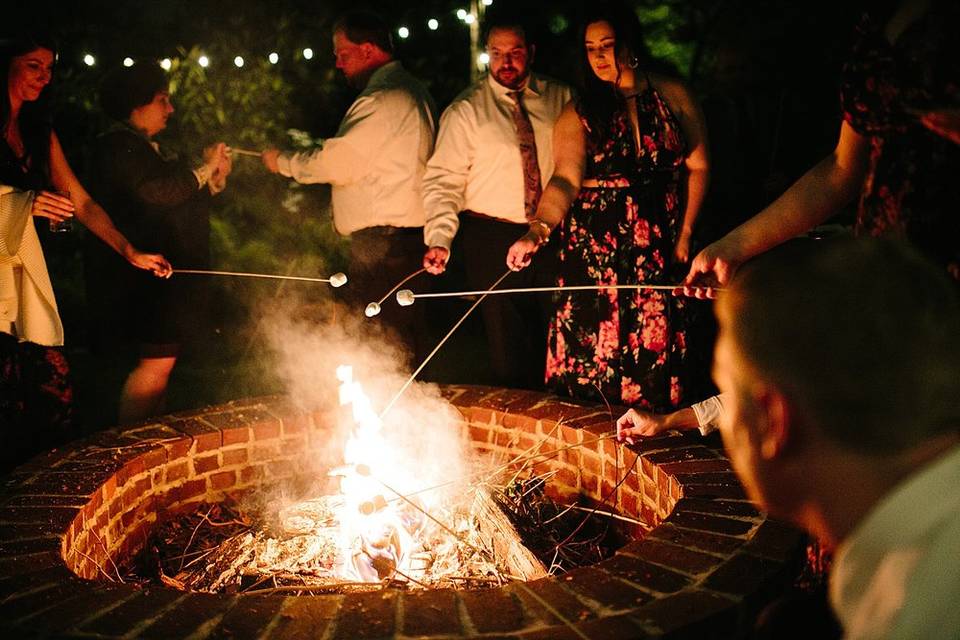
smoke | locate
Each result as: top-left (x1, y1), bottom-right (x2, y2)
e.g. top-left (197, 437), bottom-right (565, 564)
top-left (260, 295), bottom-right (474, 507)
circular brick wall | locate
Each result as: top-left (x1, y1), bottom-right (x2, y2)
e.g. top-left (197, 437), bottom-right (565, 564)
top-left (0, 386), bottom-right (804, 639)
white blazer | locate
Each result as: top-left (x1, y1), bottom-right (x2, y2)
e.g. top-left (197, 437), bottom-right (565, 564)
top-left (0, 185), bottom-right (64, 346)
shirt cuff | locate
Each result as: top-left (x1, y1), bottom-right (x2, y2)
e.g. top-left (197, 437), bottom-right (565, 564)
top-left (192, 165), bottom-right (213, 189)
top-left (276, 154), bottom-right (294, 178)
top-left (691, 394), bottom-right (725, 436)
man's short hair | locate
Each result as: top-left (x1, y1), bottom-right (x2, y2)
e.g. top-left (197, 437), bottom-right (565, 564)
top-left (100, 62), bottom-right (168, 121)
top-left (724, 237), bottom-right (960, 454)
top-left (482, 11), bottom-right (530, 46)
top-left (333, 11), bottom-right (394, 55)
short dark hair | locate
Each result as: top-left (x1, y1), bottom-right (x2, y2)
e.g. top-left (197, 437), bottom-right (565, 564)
top-left (482, 9), bottom-right (530, 47)
top-left (723, 237), bottom-right (960, 454)
top-left (99, 62), bottom-right (168, 121)
top-left (333, 11), bottom-right (394, 56)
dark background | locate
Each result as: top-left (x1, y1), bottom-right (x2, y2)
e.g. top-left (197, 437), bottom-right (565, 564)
top-left (7, 0), bottom-right (876, 431)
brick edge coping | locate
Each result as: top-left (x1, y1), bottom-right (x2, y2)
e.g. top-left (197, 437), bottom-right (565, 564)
top-left (0, 386), bottom-right (805, 639)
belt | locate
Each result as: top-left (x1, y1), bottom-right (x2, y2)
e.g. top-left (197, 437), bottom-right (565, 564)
top-left (462, 210), bottom-right (526, 226)
top-left (353, 225), bottom-right (423, 237)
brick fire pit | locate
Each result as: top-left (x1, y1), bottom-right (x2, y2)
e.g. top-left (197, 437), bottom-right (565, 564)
top-left (0, 386), bottom-right (804, 638)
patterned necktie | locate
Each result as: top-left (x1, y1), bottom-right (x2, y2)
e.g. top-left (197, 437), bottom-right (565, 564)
top-left (508, 90), bottom-right (542, 220)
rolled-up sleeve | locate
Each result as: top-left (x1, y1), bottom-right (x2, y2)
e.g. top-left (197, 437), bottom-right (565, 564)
top-left (422, 102), bottom-right (474, 250)
top-left (278, 93), bottom-right (394, 186)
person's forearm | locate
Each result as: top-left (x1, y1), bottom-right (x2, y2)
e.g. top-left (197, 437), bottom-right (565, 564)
top-left (680, 167), bottom-right (709, 238)
top-left (663, 407), bottom-right (700, 431)
top-left (535, 175), bottom-right (579, 229)
top-left (723, 152), bottom-right (863, 261)
top-left (75, 198), bottom-right (133, 259)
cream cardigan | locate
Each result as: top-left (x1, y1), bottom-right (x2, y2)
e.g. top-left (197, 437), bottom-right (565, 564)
top-left (0, 185), bottom-right (63, 346)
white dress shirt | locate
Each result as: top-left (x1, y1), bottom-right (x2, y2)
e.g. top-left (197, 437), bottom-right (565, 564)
top-left (423, 73), bottom-right (571, 250)
top-left (830, 444), bottom-right (960, 639)
top-left (277, 61), bottom-right (436, 235)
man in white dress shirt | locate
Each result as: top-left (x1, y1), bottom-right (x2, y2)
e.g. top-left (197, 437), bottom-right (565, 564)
top-left (712, 237), bottom-right (960, 639)
top-left (262, 11), bottom-right (436, 360)
top-left (422, 15), bottom-right (571, 389)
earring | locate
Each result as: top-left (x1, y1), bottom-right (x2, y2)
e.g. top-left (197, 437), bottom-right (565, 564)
top-left (628, 55), bottom-right (639, 69)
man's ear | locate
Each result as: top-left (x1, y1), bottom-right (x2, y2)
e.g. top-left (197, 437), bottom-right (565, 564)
top-left (754, 385), bottom-right (791, 461)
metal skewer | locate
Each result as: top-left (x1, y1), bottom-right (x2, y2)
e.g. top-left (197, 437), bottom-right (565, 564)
top-left (227, 147), bottom-right (261, 157)
top-left (396, 283), bottom-right (695, 306)
top-left (379, 269), bottom-right (513, 419)
top-left (173, 269), bottom-right (347, 287)
top-left (364, 267), bottom-right (427, 317)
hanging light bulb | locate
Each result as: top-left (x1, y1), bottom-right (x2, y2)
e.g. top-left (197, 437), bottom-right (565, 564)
top-left (303, 47), bottom-right (314, 60)
top-left (234, 56), bottom-right (244, 68)
top-left (268, 52), bottom-right (279, 64)
top-left (198, 55), bottom-right (210, 68)
top-left (427, 18), bottom-right (439, 30)
top-left (82, 54), bottom-right (95, 66)
top-left (122, 57), bottom-right (134, 67)
top-left (397, 26), bottom-right (410, 39)
top-left (160, 58), bottom-right (172, 70)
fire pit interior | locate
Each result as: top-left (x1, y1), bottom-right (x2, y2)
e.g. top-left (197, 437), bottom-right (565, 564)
top-left (0, 385), bottom-right (806, 639)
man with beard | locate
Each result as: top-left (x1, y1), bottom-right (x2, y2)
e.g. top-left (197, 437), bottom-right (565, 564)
top-left (422, 15), bottom-right (570, 389)
top-left (263, 11), bottom-right (436, 362)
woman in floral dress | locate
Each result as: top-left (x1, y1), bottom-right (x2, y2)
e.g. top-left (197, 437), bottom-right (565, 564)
top-left (507, 2), bottom-right (709, 410)
top-left (684, 0), bottom-right (960, 294)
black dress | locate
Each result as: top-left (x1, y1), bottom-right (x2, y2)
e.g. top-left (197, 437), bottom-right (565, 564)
top-left (85, 123), bottom-right (213, 356)
top-left (0, 136), bottom-right (74, 470)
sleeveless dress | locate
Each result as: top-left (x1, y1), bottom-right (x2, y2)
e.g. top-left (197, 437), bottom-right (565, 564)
top-left (841, 7), bottom-right (960, 280)
top-left (545, 85), bottom-right (690, 411)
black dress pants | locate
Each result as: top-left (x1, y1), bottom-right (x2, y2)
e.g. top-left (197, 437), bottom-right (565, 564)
top-left (459, 214), bottom-right (557, 390)
top-left (344, 226), bottom-right (429, 366)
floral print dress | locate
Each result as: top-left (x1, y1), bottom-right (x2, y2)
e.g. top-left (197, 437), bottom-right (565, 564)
top-left (842, 6), bottom-right (960, 280)
top-left (545, 86), bottom-right (690, 411)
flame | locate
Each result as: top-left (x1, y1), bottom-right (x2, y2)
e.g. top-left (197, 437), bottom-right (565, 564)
top-left (332, 365), bottom-right (427, 582)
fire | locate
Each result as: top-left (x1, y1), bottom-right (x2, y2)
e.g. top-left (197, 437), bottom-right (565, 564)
top-left (329, 364), bottom-right (430, 582)
top-left (176, 365), bottom-right (547, 593)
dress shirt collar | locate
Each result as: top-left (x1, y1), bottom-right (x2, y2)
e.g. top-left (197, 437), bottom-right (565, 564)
top-left (830, 443), bottom-right (960, 633)
top-left (486, 72), bottom-right (543, 101)
top-left (365, 60), bottom-right (404, 91)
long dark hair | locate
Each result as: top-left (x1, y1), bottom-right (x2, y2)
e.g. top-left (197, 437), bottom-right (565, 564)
top-left (1, 32), bottom-right (57, 182)
top-left (576, 2), bottom-right (651, 134)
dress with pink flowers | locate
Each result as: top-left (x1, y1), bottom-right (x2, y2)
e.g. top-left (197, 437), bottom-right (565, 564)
top-left (545, 86), bottom-right (690, 411)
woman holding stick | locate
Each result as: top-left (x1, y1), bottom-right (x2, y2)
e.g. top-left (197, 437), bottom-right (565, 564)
top-left (506, 2), bottom-right (709, 410)
top-left (1, 33), bottom-right (170, 467)
top-left (85, 61), bottom-right (230, 424)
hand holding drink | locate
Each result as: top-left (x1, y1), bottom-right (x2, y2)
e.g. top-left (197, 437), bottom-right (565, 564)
top-left (31, 190), bottom-right (74, 232)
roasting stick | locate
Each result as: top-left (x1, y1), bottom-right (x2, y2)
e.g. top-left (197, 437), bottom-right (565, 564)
top-left (396, 282), bottom-right (697, 305)
top-left (173, 269), bottom-right (348, 287)
top-left (379, 269), bottom-right (513, 420)
top-left (364, 267), bottom-right (428, 317)
top-left (227, 147), bottom-right (261, 157)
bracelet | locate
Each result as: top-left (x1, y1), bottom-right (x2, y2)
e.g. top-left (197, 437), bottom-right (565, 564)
top-left (529, 219), bottom-right (552, 245)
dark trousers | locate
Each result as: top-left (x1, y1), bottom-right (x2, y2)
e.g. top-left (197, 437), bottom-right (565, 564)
top-left (343, 226), bottom-right (429, 366)
top-left (460, 214), bottom-right (557, 390)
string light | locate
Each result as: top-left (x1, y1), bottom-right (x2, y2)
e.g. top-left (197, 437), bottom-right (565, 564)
top-left (122, 57), bottom-right (134, 67)
top-left (456, 9), bottom-right (467, 20)
top-left (234, 56), bottom-right (244, 68)
top-left (397, 26), bottom-right (410, 39)
top-left (82, 54), bottom-right (95, 66)
top-left (427, 18), bottom-right (439, 30)
top-left (302, 47), bottom-right (314, 60)
top-left (478, 52), bottom-right (490, 65)
top-left (198, 55), bottom-right (210, 67)
top-left (160, 58), bottom-right (172, 70)
top-left (464, 13), bottom-right (476, 24)
top-left (482, 0), bottom-right (493, 5)
top-left (268, 52), bottom-right (279, 64)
